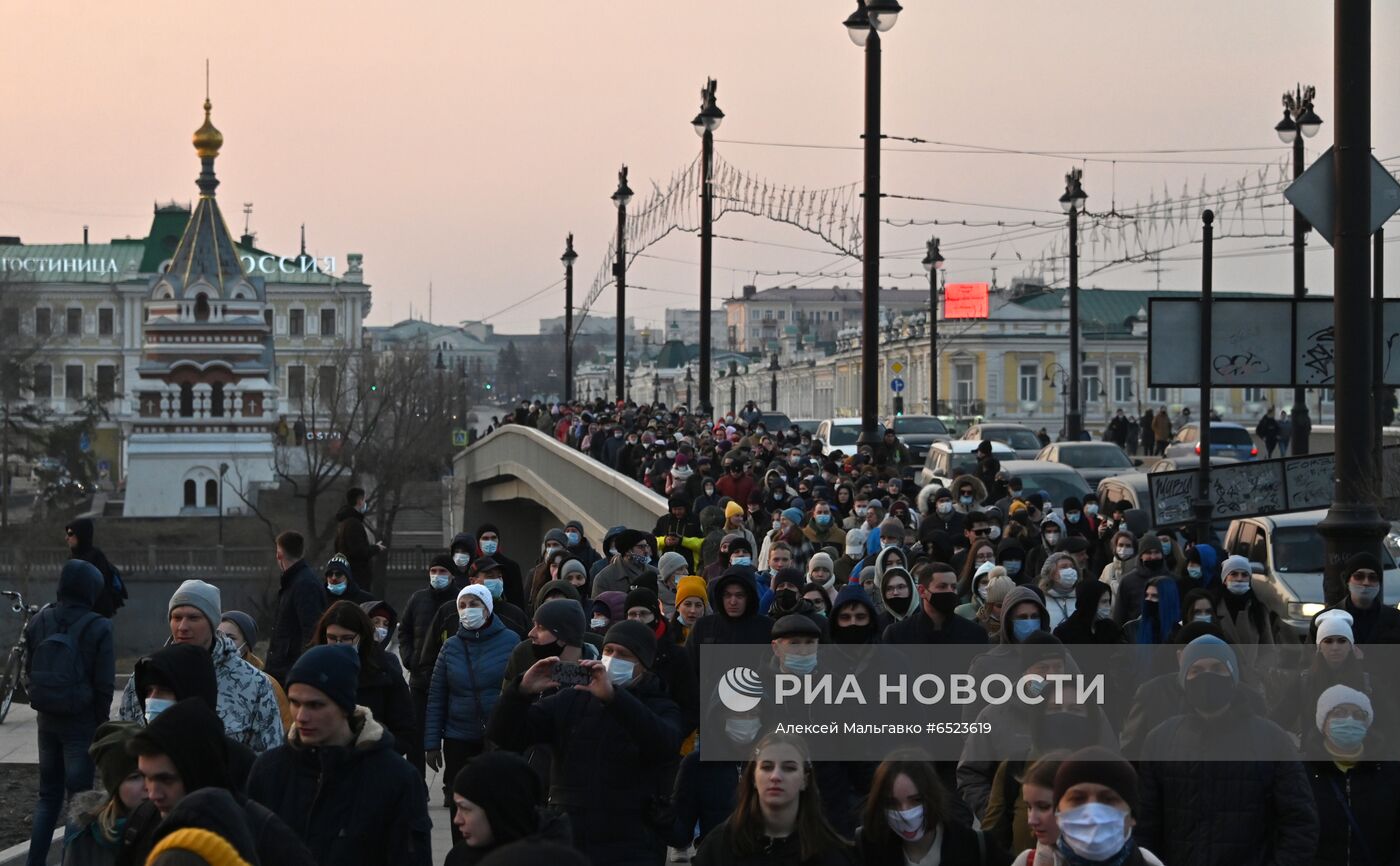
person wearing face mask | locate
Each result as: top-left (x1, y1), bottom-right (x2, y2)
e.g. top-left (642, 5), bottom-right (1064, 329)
top-left (805, 551), bottom-right (839, 604)
top-left (358, 600), bottom-right (397, 652)
top-left (1026, 514), bottom-right (1066, 586)
top-left (687, 565), bottom-right (775, 680)
top-left (1174, 544), bottom-right (1220, 601)
top-left (804, 500), bottom-right (847, 551)
top-left (876, 566), bottom-right (919, 630)
top-left (1049, 747), bottom-right (1165, 866)
top-left (425, 586), bottom-right (521, 842)
top-left (1136, 636), bottom-right (1317, 866)
top-left (994, 539), bottom-right (1028, 586)
top-left (1310, 552), bottom-right (1400, 645)
top-left (1053, 580), bottom-right (1124, 646)
top-left (976, 574), bottom-right (1017, 639)
top-left (396, 553), bottom-right (466, 778)
top-left (492, 620), bottom-right (682, 866)
top-left (1059, 497), bottom-right (1091, 542)
top-left (669, 699), bottom-right (764, 852)
top-left (322, 554), bottom-right (373, 606)
top-left (560, 519), bottom-right (601, 573)
top-left (1306, 685), bottom-right (1400, 866)
top-left (715, 458), bottom-right (757, 508)
top-left (1038, 554), bottom-right (1081, 630)
top-left (474, 524), bottom-right (526, 611)
top-left (218, 610), bottom-right (293, 735)
top-left (884, 562), bottom-right (990, 646)
top-left (1276, 610), bottom-right (1394, 752)
top-left (671, 576), bottom-right (711, 645)
top-left (1208, 555), bottom-right (1283, 663)
top-left (266, 530), bottom-right (327, 685)
top-left (1111, 536), bottom-right (1166, 627)
top-left (918, 486), bottom-right (966, 537)
top-left (859, 753), bottom-right (1009, 866)
top-left (588, 591), bottom-right (627, 636)
top-left (957, 541), bottom-right (1000, 603)
top-left (952, 475), bottom-right (990, 515)
top-left (626, 588), bottom-right (699, 745)
top-left (1097, 530), bottom-right (1137, 596)
top-left (333, 487), bottom-right (386, 593)
top-left (312, 601), bottom-right (416, 762)
top-left (763, 567), bottom-right (829, 637)
top-left (960, 588), bottom-right (1050, 725)
top-left (592, 529), bottom-right (661, 597)
top-left (835, 526), bottom-right (869, 586)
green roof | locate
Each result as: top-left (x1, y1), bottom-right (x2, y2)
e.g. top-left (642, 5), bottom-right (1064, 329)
top-left (1007, 288), bottom-right (1277, 336)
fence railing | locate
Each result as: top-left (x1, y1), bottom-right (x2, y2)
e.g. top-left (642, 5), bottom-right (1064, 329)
top-left (0, 546), bottom-right (452, 582)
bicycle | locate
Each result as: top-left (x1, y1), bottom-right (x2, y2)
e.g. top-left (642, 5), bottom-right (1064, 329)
top-left (0, 589), bottom-right (38, 723)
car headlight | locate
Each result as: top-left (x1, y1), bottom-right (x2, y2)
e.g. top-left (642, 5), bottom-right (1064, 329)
top-left (1287, 602), bottom-right (1325, 619)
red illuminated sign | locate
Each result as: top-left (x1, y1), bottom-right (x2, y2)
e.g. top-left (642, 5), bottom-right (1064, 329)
top-left (943, 283), bottom-right (990, 319)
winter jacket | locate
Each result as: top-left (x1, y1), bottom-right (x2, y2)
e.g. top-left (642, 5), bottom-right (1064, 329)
top-left (1136, 703), bottom-right (1318, 866)
top-left (669, 751), bottom-right (742, 848)
top-left (23, 561), bottom-right (114, 725)
top-left (592, 555), bottom-right (659, 597)
top-left (651, 621), bottom-right (700, 740)
top-left (62, 790), bottom-right (122, 866)
top-left (1307, 756), bottom-right (1400, 866)
top-left (959, 586), bottom-right (1049, 722)
top-left (882, 604), bottom-right (990, 646)
top-left (333, 504), bottom-right (381, 589)
top-left (474, 523), bottom-right (527, 610)
top-left (488, 672), bottom-right (683, 866)
top-left (145, 787), bottom-right (315, 866)
top-left (265, 558), bottom-right (327, 684)
top-left (1310, 596), bottom-right (1400, 646)
top-left (442, 808), bottom-right (574, 866)
top-left (398, 577), bottom-right (467, 691)
top-left (693, 817), bottom-right (858, 866)
top-left (424, 615), bottom-right (519, 747)
top-left (245, 707), bottom-right (432, 866)
top-left (355, 649), bottom-right (416, 756)
top-left (687, 568), bottom-right (774, 678)
top-left (245, 651), bottom-right (293, 733)
top-left (120, 633), bottom-right (283, 752)
top-left (857, 820), bottom-right (1009, 866)
top-left (65, 519), bottom-right (125, 617)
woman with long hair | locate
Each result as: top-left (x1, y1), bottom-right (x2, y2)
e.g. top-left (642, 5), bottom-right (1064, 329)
top-left (64, 721), bottom-right (146, 866)
top-left (310, 601), bottom-right (417, 759)
top-left (957, 540), bottom-right (999, 601)
top-left (858, 750), bottom-right (1009, 866)
top-left (693, 732), bottom-right (855, 866)
top-left (1010, 753), bottom-right (1065, 866)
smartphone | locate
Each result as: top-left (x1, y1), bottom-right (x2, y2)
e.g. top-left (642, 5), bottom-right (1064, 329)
top-left (553, 661), bottom-right (593, 687)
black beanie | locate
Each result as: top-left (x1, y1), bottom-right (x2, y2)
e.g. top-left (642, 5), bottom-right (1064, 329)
top-left (603, 620), bottom-right (657, 669)
top-left (1053, 746), bottom-right (1139, 815)
top-left (287, 645), bottom-right (360, 716)
top-left (133, 644), bottom-right (218, 711)
top-left (533, 599), bottom-right (585, 648)
top-left (452, 752), bottom-right (542, 846)
top-left (624, 588), bottom-right (661, 617)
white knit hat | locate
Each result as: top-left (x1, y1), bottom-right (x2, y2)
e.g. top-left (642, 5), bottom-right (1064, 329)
top-left (458, 584), bottom-right (494, 616)
top-left (1316, 684), bottom-right (1372, 733)
top-left (1315, 609), bottom-right (1355, 646)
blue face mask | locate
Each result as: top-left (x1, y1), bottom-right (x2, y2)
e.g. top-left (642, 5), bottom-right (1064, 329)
top-left (815, 514), bottom-right (833, 528)
top-left (430, 573), bottom-right (451, 590)
top-left (480, 540), bottom-right (498, 556)
top-left (484, 578), bottom-right (504, 599)
top-left (327, 581), bottom-right (347, 596)
top-left (959, 495), bottom-right (974, 506)
top-left (1066, 512), bottom-right (1081, 524)
top-left (1328, 718), bottom-right (1369, 751)
top-left (145, 697), bottom-right (175, 723)
top-left (1012, 619), bottom-right (1040, 642)
top-left (784, 650), bottom-right (819, 674)
top-left (1004, 560), bottom-right (1023, 576)
top-left (565, 531), bottom-right (580, 546)
top-left (1187, 565), bottom-right (1203, 579)
top-left (732, 556), bottom-right (752, 568)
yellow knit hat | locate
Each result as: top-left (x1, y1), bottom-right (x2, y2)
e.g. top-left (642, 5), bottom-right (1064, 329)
top-left (675, 575), bottom-right (710, 608)
top-left (147, 828), bottom-right (252, 866)
top-left (724, 500), bottom-right (744, 520)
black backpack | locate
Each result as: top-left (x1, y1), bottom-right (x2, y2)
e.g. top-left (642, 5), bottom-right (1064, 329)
top-left (26, 610), bottom-right (99, 716)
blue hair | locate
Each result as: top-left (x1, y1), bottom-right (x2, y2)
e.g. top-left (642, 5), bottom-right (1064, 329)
top-left (1136, 576), bottom-right (1181, 645)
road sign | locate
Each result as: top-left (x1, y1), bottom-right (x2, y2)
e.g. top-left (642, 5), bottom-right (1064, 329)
top-left (452, 429), bottom-right (468, 447)
top-left (1283, 147), bottom-right (1400, 247)
top-left (891, 362), bottom-right (905, 374)
top-left (78, 431), bottom-right (90, 453)
top-left (890, 378), bottom-right (905, 393)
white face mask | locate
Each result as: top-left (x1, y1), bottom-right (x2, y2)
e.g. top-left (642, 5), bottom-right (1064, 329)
top-left (601, 654), bottom-right (635, 685)
top-left (590, 616), bottom-right (609, 630)
top-left (1226, 577), bottom-right (1251, 595)
top-left (460, 607), bottom-right (486, 630)
top-left (885, 805), bottom-right (926, 841)
top-left (1058, 567), bottom-right (1079, 588)
top-left (725, 717), bottom-right (762, 743)
top-left (373, 626), bottom-right (389, 643)
top-left (1115, 546), bottom-right (1134, 560)
top-left (452, 553), bottom-right (471, 568)
top-left (1057, 802), bottom-right (1130, 861)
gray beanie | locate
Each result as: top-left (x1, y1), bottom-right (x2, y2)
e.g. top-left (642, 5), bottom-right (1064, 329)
top-left (560, 559), bottom-right (587, 581)
top-left (220, 611), bottom-right (258, 649)
top-left (534, 599), bottom-right (585, 648)
top-left (1177, 635), bottom-right (1239, 689)
top-left (657, 552), bottom-right (689, 583)
top-left (169, 579), bottom-right (221, 628)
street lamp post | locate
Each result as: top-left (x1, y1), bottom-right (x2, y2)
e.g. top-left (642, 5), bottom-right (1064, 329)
top-left (1275, 84), bottom-right (1323, 454)
top-left (729, 360), bottom-right (738, 416)
top-left (1059, 169), bottom-right (1088, 441)
top-left (693, 79), bottom-right (724, 421)
top-left (1045, 364), bottom-right (1070, 439)
top-left (685, 365), bottom-right (694, 411)
top-left (217, 462), bottom-right (228, 576)
top-left (846, 0), bottom-right (902, 447)
top-left (922, 237), bottom-right (945, 417)
top-left (612, 167), bottom-right (633, 403)
top-left (653, 371), bottom-right (661, 407)
top-left (769, 353), bottom-right (780, 411)
top-left (561, 234), bottom-right (578, 403)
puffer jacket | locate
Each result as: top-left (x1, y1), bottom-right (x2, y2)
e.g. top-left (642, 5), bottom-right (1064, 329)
top-left (424, 614), bottom-right (519, 747)
top-left (397, 577), bottom-right (467, 691)
top-left (119, 633), bottom-right (283, 752)
top-left (1135, 703), bottom-right (1318, 866)
top-left (245, 707), bottom-right (432, 866)
top-left (355, 649), bottom-right (416, 757)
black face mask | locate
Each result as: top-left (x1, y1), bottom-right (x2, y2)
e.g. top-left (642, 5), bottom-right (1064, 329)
top-left (774, 588), bottom-right (799, 611)
top-left (1184, 671), bottom-right (1235, 715)
top-left (530, 641), bottom-right (563, 661)
top-left (884, 593), bottom-right (913, 616)
top-left (1143, 557), bottom-right (1166, 575)
top-left (927, 591), bottom-right (959, 617)
top-left (832, 618), bottom-right (879, 645)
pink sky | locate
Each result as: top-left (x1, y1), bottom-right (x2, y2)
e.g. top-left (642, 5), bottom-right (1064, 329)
top-left (3, 1), bottom-right (1397, 333)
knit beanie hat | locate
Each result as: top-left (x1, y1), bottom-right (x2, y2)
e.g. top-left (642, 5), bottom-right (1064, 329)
top-left (675, 575), bottom-right (709, 609)
top-left (533, 599), bottom-right (585, 648)
top-left (1220, 554), bottom-right (1251, 577)
top-left (149, 828), bottom-right (254, 866)
top-left (1053, 746), bottom-right (1139, 815)
top-left (1315, 609), bottom-right (1355, 646)
top-left (625, 588), bottom-right (661, 618)
top-left (878, 516), bottom-right (905, 541)
top-left (453, 752), bottom-right (543, 846)
top-left (725, 500), bottom-right (745, 520)
top-left (807, 552), bottom-right (835, 577)
top-left (324, 553), bottom-right (352, 577)
top-left (1315, 684), bottom-right (1373, 734)
top-left (782, 507), bottom-right (804, 527)
top-left (219, 611), bottom-right (258, 650)
top-left (1177, 634), bottom-right (1238, 689)
top-left (657, 551), bottom-right (689, 583)
top-left (287, 645), bottom-right (360, 716)
top-left (89, 720), bottom-right (141, 795)
top-left (602, 620), bottom-right (658, 669)
top-left (169, 580), bottom-right (221, 628)
top-left (458, 584), bottom-right (494, 617)
top-left (559, 559), bottom-right (587, 582)
top-left (984, 575), bottom-right (1016, 606)
top-left (478, 841), bottom-right (591, 866)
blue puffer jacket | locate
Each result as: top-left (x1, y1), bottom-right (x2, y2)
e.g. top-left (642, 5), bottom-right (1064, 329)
top-left (424, 614), bottom-right (519, 747)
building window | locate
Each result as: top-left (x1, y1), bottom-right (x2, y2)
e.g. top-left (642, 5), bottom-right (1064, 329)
top-left (763, 310), bottom-right (773, 321)
top-left (777, 310), bottom-right (786, 321)
top-left (205, 479), bottom-right (218, 508)
top-left (1114, 365), bottom-right (1134, 403)
top-left (1081, 364), bottom-right (1101, 404)
top-left (1148, 387), bottom-right (1169, 405)
top-left (97, 308), bottom-right (113, 336)
top-left (35, 307), bottom-right (51, 337)
top-left (955, 362), bottom-right (976, 405)
top-left (320, 308), bottom-right (336, 337)
top-left (289, 309), bottom-right (305, 337)
top-left (65, 364), bottom-right (84, 399)
top-left (1019, 363), bottom-right (1040, 403)
top-left (1243, 387), bottom-right (1266, 403)
top-left (184, 480), bottom-right (197, 508)
top-left (179, 383), bottom-right (194, 417)
top-left (32, 364), bottom-right (52, 399)
top-left (194, 294), bottom-right (210, 323)
top-left (263, 309), bottom-right (273, 328)
top-left (318, 366), bottom-right (338, 402)
top-left (288, 366), bottom-right (306, 402)
top-left (96, 366), bottom-right (116, 401)
top-left (0, 307), bottom-right (17, 337)
top-left (1321, 388), bottom-right (1335, 405)
top-left (66, 308), bottom-right (82, 336)
top-left (210, 382), bottom-right (225, 417)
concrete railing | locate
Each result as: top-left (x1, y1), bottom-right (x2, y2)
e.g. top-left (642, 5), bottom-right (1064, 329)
top-left (453, 424), bottom-right (667, 545)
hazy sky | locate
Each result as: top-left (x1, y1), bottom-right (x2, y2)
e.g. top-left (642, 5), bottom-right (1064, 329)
top-left (4, 1), bottom-right (1397, 334)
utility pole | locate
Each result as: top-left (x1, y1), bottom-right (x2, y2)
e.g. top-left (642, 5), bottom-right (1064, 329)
top-left (561, 234), bottom-right (578, 402)
top-left (693, 79), bottom-right (723, 420)
top-left (1276, 84), bottom-right (1323, 454)
top-left (612, 167), bottom-right (633, 403)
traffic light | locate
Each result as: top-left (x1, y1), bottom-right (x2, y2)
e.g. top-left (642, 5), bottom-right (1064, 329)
top-left (893, 396), bottom-right (904, 416)
top-left (484, 382), bottom-right (494, 392)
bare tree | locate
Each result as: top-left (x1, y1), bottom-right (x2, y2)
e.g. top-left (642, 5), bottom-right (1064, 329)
top-left (0, 283), bottom-right (56, 527)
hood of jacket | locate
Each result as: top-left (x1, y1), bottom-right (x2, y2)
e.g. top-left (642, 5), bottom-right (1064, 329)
top-left (712, 566), bottom-right (762, 622)
top-left (873, 545), bottom-right (905, 581)
top-left (591, 591), bottom-right (627, 622)
top-left (999, 585), bottom-right (1050, 643)
top-left (150, 788), bottom-right (261, 864)
top-left (334, 503), bottom-right (364, 524)
top-left (451, 532), bottom-right (478, 556)
top-left (951, 474), bottom-right (989, 503)
top-left (65, 517), bottom-right (96, 551)
top-left (57, 559), bottom-right (102, 607)
top-left (1039, 511), bottom-right (1067, 538)
top-left (600, 525), bottom-right (627, 556)
top-left (699, 505), bottom-right (726, 534)
top-left (359, 599), bottom-right (399, 635)
top-left (133, 643), bottom-right (218, 709)
top-left (874, 566), bottom-right (915, 622)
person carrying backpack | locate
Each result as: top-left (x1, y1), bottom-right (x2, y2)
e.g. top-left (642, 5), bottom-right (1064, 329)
top-left (22, 559), bottom-right (115, 866)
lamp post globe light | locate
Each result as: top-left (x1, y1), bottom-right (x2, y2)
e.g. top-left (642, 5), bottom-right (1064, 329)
top-left (693, 78), bottom-right (723, 421)
top-left (922, 237), bottom-right (944, 416)
top-left (561, 234), bottom-right (578, 403)
top-left (1059, 168), bottom-right (1087, 441)
top-left (1275, 84), bottom-right (1322, 455)
top-left (846, 0), bottom-right (901, 448)
top-left (612, 167), bottom-right (633, 403)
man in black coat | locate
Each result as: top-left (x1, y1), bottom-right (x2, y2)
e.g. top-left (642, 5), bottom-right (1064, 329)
top-left (333, 487), bottom-right (384, 592)
top-left (1309, 552), bottom-right (1400, 645)
top-left (686, 567), bottom-right (774, 679)
top-left (246, 646), bottom-right (432, 866)
top-left (882, 562), bottom-right (989, 645)
top-left (64, 516), bottom-right (125, 616)
top-left (624, 588), bottom-right (699, 740)
top-left (130, 644), bottom-right (256, 787)
top-left (265, 530), bottom-right (326, 685)
top-left (477, 522), bottom-right (527, 610)
top-left (397, 553), bottom-right (466, 777)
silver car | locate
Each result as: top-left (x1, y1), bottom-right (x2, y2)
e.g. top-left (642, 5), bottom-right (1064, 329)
top-left (961, 423), bottom-right (1044, 460)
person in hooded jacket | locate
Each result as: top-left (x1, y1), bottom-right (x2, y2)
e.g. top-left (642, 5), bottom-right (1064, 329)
top-left (1111, 535), bottom-right (1166, 626)
top-left (875, 565), bottom-right (918, 631)
top-left (322, 554), bottom-right (374, 606)
top-left (1310, 552), bottom-right (1400, 645)
top-left (960, 586), bottom-right (1050, 724)
top-left (309, 602), bottom-right (415, 759)
top-left (1306, 685), bottom-right (1400, 866)
top-left (1025, 514), bottom-right (1065, 585)
top-left (266, 530), bottom-right (325, 685)
top-left (589, 590), bottom-right (627, 636)
top-left (561, 519), bottom-right (601, 574)
top-left (830, 585), bottom-right (881, 645)
top-left (246, 646), bottom-right (433, 866)
top-left (1053, 581), bottom-right (1124, 645)
top-left (63, 720), bottom-right (144, 866)
top-left (489, 620), bottom-right (683, 866)
top-left (397, 553), bottom-right (467, 777)
top-left (23, 560), bottom-right (115, 866)
top-left (625, 588), bottom-right (699, 740)
top-left (142, 788), bottom-right (265, 866)
top-left (359, 599), bottom-right (397, 651)
top-left (883, 562), bottom-right (990, 646)
top-left (687, 566), bottom-right (776, 679)
top-left (217, 611), bottom-right (292, 734)
top-left (446, 751), bottom-right (573, 866)
top-left (333, 488), bottom-right (384, 591)
top-left (669, 696), bottom-right (761, 851)
top-left (1126, 577), bottom-right (1181, 651)
top-left (120, 698), bottom-right (313, 866)
top-left (63, 517), bottom-right (125, 617)
top-left (476, 524), bottom-right (527, 611)
top-left (762, 567), bottom-right (830, 639)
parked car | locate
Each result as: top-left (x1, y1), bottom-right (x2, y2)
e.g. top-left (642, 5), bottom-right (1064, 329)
top-left (791, 418), bottom-right (821, 436)
top-left (1147, 455), bottom-right (1240, 473)
top-left (960, 423), bottom-right (1044, 460)
top-left (1035, 442), bottom-right (1141, 486)
top-left (996, 459), bottom-right (1094, 504)
top-left (815, 418), bottom-right (885, 455)
top-left (886, 415), bottom-right (952, 466)
top-left (1162, 422), bottom-right (1259, 462)
top-left (759, 411), bottom-right (793, 432)
top-left (1224, 510), bottom-right (1399, 640)
top-left (918, 440), bottom-right (1015, 488)
top-left (1096, 473), bottom-right (1154, 514)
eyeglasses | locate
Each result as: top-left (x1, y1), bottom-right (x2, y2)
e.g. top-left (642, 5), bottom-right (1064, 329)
top-left (324, 634), bottom-right (359, 646)
top-left (64, 530), bottom-right (75, 537)
top-left (1329, 708), bottom-right (1371, 723)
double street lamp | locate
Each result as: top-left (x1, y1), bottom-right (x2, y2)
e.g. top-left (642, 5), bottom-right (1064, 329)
top-left (921, 237), bottom-right (944, 416)
top-left (1058, 168), bottom-right (1088, 441)
top-left (693, 79), bottom-right (723, 420)
top-left (612, 167), bottom-right (633, 403)
top-left (845, 0), bottom-right (903, 447)
top-left (561, 234), bottom-right (578, 403)
top-left (1275, 84), bottom-right (1322, 455)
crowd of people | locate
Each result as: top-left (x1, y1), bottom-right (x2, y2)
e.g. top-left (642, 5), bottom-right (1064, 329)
top-left (16, 400), bottom-right (1400, 866)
